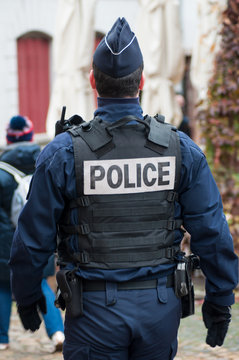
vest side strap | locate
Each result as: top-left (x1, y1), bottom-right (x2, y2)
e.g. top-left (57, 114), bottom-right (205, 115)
top-left (74, 245), bottom-right (180, 264)
top-left (92, 206), bottom-right (169, 217)
top-left (60, 219), bottom-right (183, 234)
top-left (69, 190), bottom-right (177, 209)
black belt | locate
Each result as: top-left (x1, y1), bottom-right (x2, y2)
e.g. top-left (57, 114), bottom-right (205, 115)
top-left (82, 274), bottom-right (174, 292)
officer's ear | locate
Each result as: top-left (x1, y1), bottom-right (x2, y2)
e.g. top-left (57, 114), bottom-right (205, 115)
top-left (139, 72), bottom-right (145, 91)
top-left (89, 70), bottom-right (96, 90)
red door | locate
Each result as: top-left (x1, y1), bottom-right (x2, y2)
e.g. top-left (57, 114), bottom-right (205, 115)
top-left (17, 35), bottom-right (50, 134)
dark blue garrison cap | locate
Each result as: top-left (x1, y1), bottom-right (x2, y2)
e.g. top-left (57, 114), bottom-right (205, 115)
top-left (93, 17), bottom-right (143, 78)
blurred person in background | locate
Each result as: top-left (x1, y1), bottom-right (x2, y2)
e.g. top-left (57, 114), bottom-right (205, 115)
top-left (176, 93), bottom-right (191, 137)
top-left (0, 116), bottom-right (64, 352)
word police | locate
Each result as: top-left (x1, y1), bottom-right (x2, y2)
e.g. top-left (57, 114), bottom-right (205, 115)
top-left (84, 157), bottom-right (176, 195)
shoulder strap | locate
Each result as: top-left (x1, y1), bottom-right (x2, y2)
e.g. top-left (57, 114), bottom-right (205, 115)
top-left (144, 115), bottom-right (181, 191)
top-left (71, 136), bottom-right (82, 198)
top-left (148, 117), bottom-right (172, 148)
top-left (0, 161), bottom-right (25, 184)
top-left (68, 117), bottom-right (113, 152)
top-left (174, 130), bottom-right (181, 192)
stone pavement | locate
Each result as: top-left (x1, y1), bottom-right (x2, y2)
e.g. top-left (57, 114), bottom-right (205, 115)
top-left (0, 305), bottom-right (63, 360)
top-left (1, 277), bottom-right (238, 360)
top-left (175, 301), bottom-right (239, 360)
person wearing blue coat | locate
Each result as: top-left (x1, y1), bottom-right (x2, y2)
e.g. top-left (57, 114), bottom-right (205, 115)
top-left (0, 116), bottom-right (64, 352)
top-left (9, 18), bottom-right (238, 360)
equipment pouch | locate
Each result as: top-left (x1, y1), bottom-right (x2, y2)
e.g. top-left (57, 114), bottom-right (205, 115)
top-left (174, 262), bottom-right (188, 298)
top-left (54, 287), bottom-right (66, 311)
top-left (55, 270), bottom-right (83, 318)
top-left (181, 282), bottom-right (195, 318)
top-left (174, 256), bottom-right (197, 318)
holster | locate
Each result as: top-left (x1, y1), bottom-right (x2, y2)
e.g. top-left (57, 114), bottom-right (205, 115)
top-left (180, 281), bottom-right (195, 318)
top-left (55, 270), bottom-right (83, 318)
top-left (174, 254), bottom-right (199, 318)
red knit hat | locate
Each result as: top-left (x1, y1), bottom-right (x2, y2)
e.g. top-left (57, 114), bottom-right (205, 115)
top-left (6, 116), bottom-right (34, 144)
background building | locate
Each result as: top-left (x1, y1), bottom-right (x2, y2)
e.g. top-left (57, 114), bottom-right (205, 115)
top-left (0, 0), bottom-right (197, 146)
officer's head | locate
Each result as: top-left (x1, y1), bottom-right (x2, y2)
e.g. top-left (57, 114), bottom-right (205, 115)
top-left (90, 17), bottom-right (144, 98)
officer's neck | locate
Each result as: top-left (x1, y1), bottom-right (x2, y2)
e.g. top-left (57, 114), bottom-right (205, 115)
top-left (97, 97), bottom-right (140, 105)
top-left (95, 97), bottom-right (143, 123)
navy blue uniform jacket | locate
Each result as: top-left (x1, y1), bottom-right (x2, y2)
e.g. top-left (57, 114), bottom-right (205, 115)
top-left (9, 98), bottom-right (238, 307)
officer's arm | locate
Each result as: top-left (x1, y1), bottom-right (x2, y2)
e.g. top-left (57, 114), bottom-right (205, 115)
top-left (179, 148), bottom-right (238, 307)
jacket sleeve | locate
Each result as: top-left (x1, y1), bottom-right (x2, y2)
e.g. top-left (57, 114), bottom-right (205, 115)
top-left (179, 142), bottom-right (238, 306)
top-left (9, 139), bottom-right (73, 306)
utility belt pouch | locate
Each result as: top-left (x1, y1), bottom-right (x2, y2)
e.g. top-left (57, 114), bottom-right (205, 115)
top-left (174, 255), bottom-right (198, 318)
top-left (55, 270), bottom-right (83, 318)
top-left (180, 280), bottom-right (195, 319)
top-left (174, 262), bottom-right (188, 298)
top-left (54, 287), bottom-right (66, 311)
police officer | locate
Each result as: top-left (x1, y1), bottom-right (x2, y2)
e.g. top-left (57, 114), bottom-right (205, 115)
top-left (10, 18), bottom-right (238, 360)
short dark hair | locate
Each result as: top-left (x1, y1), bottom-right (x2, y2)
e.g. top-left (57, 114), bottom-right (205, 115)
top-left (92, 63), bottom-right (144, 98)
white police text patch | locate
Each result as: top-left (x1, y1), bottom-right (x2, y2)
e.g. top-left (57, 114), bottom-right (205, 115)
top-left (84, 157), bottom-right (175, 195)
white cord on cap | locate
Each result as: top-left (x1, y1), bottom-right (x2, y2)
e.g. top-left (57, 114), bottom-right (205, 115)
top-left (104, 34), bottom-right (136, 56)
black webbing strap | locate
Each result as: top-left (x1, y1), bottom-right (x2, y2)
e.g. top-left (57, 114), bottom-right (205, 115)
top-left (82, 273), bottom-right (174, 291)
top-left (91, 219), bottom-right (182, 232)
top-left (174, 130), bottom-right (182, 192)
top-left (70, 135), bottom-right (82, 237)
top-left (60, 219), bottom-right (183, 235)
top-left (71, 135), bottom-right (82, 198)
top-left (87, 236), bottom-right (173, 249)
top-left (73, 245), bottom-right (180, 264)
top-left (92, 206), bottom-right (168, 217)
top-left (69, 190), bottom-right (178, 209)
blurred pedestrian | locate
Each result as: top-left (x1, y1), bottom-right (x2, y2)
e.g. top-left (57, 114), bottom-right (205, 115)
top-left (176, 93), bottom-right (192, 137)
top-left (9, 18), bottom-right (238, 360)
top-left (0, 115), bottom-right (64, 351)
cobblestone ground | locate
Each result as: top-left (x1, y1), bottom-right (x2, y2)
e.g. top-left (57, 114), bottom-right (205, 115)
top-left (0, 305), bottom-right (63, 360)
top-left (175, 301), bottom-right (239, 360)
top-left (1, 279), bottom-right (238, 360)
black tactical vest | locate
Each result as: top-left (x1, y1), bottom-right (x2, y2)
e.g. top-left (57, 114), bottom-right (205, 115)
top-left (57, 115), bottom-right (182, 269)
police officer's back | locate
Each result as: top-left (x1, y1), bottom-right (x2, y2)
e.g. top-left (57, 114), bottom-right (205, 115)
top-left (10, 18), bottom-right (238, 360)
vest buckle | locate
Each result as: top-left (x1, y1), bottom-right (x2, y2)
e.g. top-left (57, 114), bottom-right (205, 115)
top-left (167, 220), bottom-right (175, 230)
top-left (80, 224), bottom-right (90, 235)
top-left (165, 247), bottom-right (174, 258)
top-left (167, 191), bottom-right (178, 202)
top-left (79, 196), bottom-right (90, 207)
top-left (75, 252), bottom-right (89, 264)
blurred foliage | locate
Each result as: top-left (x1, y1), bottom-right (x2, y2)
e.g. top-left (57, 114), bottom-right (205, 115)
top-left (198, 0), bottom-right (239, 251)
